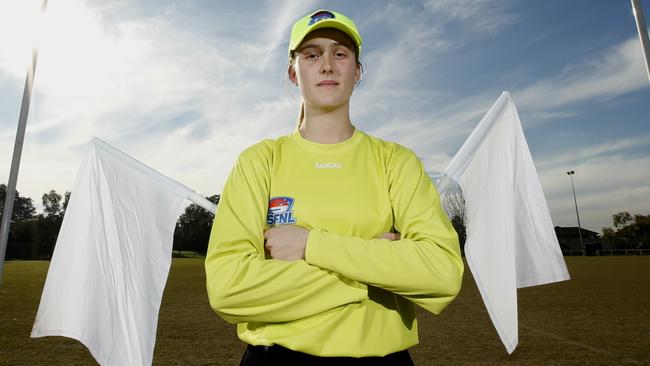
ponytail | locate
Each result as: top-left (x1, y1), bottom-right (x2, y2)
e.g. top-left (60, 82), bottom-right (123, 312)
top-left (297, 101), bottom-right (305, 128)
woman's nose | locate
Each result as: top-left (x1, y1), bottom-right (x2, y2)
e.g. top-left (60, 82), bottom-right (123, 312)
top-left (320, 54), bottom-right (334, 74)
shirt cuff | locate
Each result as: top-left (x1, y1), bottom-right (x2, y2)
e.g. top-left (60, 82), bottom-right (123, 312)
top-left (305, 228), bottom-right (323, 266)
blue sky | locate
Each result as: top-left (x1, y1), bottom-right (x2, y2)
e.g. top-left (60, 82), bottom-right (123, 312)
top-left (0, 0), bottom-right (648, 233)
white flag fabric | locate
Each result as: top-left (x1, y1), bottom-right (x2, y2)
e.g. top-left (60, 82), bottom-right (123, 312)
top-left (443, 92), bottom-right (570, 354)
top-left (31, 138), bottom-right (196, 366)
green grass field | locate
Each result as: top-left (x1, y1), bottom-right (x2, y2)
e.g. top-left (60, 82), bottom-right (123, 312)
top-left (1, 257), bottom-right (648, 365)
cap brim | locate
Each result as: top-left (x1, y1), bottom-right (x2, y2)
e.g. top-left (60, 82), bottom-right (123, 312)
top-left (290, 20), bottom-right (361, 55)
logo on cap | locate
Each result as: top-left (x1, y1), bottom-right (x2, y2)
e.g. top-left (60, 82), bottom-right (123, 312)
top-left (308, 10), bottom-right (335, 26)
top-left (267, 196), bottom-right (298, 225)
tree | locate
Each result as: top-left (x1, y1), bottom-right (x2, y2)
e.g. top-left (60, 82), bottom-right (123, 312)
top-left (612, 212), bottom-right (633, 228)
top-left (35, 189), bottom-right (66, 259)
top-left (173, 194), bottom-right (220, 255)
top-left (0, 183), bottom-right (37, 223)
top-left (440, 183), bottom-right (467, 255)
top-left (602, 212), bottom-right (650, 250)
top-left (62, 191), bottom-right (71, 216)
top-left (42, 190), bottom-right (63, 217)
top-left (1, 184), bottom-right (38, 259)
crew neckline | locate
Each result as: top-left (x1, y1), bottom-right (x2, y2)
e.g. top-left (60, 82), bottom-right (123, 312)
top-left (290, 126), bottom-right (362, 154)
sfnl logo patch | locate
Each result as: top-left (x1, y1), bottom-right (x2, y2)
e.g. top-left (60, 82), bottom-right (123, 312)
top-left (267, 196), bottom-right (297, 225)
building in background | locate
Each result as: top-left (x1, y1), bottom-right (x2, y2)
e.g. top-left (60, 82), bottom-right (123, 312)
top-left (554, 226), bottom-right (601, 255)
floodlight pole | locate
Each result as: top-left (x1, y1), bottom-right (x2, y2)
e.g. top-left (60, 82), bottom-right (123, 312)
top-left (0, 0), bottom-right (48, 286)
top-left (566, 170), bottom-right (584, 255)
top-left (632, 0), bottom-right (650, 85)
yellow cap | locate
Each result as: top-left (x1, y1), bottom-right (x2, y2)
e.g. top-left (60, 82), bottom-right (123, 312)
top-left (289, 9), bottom-right (362, 58)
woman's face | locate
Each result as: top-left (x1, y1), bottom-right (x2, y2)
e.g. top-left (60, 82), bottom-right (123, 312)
top-left (289, 28), bottom-right (360, 113)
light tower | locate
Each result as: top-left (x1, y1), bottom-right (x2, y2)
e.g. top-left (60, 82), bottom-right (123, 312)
top-left (566, 170), bottom-right (584, 255)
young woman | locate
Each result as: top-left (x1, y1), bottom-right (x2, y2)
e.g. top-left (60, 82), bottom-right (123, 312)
top-left (205, 9), bottom-right (463, 365)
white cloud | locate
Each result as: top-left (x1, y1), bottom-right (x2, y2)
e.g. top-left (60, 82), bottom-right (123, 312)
top-left (255, 1), bottom-right (320, 69)
top-left (348, 2), bottom-right (514, 161)
top-left (387, 28), bottom-right (650, 235)
top-left (0, 0), bottom-right (44, 78)
top-left (423, 0), bottom-right (520, 35)
top-left (515, 37), bottom-right (647, 116)
top-left (538, 151), bottom-right (650, 232)
top-left (357, 5), bottom-right (448, 95)
top-left (536, 135), bottom-right (650, 171)
top-left (0, 0), bottom-right (305, 206)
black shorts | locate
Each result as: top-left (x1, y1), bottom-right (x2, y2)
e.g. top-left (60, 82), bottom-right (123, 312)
top-left (239, 344), bottom-right (414, 366)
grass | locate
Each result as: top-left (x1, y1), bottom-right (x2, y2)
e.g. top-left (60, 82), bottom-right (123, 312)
top-left (1, 257), bottom-right (648, 365)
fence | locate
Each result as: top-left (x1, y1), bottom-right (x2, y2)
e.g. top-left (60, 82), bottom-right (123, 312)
top-left (562, 249), bottom-right (650, 256)
top-left (595, 248), bottom-right (650, 256)
top-left (562, 249), bottom-right (586, 256)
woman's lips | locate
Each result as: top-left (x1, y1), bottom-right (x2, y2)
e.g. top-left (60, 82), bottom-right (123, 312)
top-left (317, 80), bottom-right (339, 86)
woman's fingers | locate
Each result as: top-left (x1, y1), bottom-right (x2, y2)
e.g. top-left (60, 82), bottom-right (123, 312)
top-left (263, 225), bottom-right (309, 261)
top-left (378, 232), bottom-right (400, 241)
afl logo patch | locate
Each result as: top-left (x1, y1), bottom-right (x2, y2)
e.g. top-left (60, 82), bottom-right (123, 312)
top-left (267, 196), bottom-right (298, 225)
top-left (308, 10), bottom-right (335, 26)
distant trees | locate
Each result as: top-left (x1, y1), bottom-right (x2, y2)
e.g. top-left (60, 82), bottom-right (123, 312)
top-left (0, 183), bottom-right (36, 223)
top-left (1, 184), bottom-right (38, 258)
top-left (37, 189), bottom-right (68, 259)
top-left (441, 184), bottom-right (467, 255)
top-left (173, 195), bottom-right (220, 255)
top-left (42, 190), bottom-right (63, 217)
top-left (1, 184), bottom-right (69, 259)
top-left (2, 183), bottom-right (222, 259)
top-left (10, 184), bottom-right (646, 259)
top-left (602, 212), bottom-right (649, 250)
top-left (62, 191), bottom-right (71, 215)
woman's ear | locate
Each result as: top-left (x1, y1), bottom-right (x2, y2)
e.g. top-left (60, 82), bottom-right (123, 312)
top-left (287, 64), bottom-right (298, 86)
top-left (355, 63), bottom-right (362, 84)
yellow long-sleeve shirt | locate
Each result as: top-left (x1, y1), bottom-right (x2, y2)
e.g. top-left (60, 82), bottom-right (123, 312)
top-left (205, 128), bottom-right (463, 357)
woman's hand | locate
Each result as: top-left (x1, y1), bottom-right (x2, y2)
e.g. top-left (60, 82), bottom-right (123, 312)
top-left (378, 232), bottom-right (400, 241)
top-left (264, 227), bottom-right (400, 261)
top-left (264, 225), bottom-right (310, 261)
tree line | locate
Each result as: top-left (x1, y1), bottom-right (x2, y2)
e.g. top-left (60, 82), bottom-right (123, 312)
top-left (2, 182), bottom-right (646, 260)
top-left (601, 212), bottom-right (649, 250)
top-left (1, 184), bottom-right (71, 259)
top-left (1, 184), bottom-right (221, 260)
top-left (438, 185), bottom-right (649, 252)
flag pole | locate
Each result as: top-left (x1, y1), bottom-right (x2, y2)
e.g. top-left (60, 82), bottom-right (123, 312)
top-left (632, 0), bottom-right (650, 85)
top-left (0, 0), bottom-right (49, 286)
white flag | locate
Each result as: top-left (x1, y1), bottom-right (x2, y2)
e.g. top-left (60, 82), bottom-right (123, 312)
top-left (444, 92), bottom-right (570, 354)
top-left (31, 138), bottom-right (198, 366)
